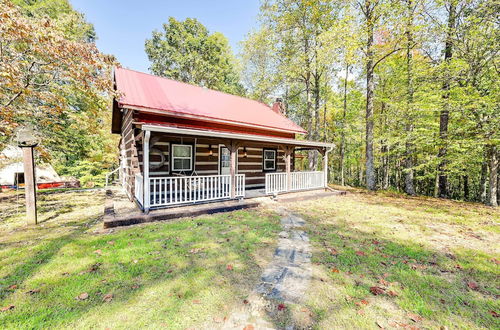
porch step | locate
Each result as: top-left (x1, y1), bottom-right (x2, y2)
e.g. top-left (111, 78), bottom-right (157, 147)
top-left (103, 196), bottom-right (260, 228)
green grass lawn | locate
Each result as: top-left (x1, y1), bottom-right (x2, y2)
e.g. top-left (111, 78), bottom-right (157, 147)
top-left (1, 188), bottom-right (498, 329)
top-left (0, 190), bottom-right (281, 329)
top-left (282, 186), bottom-right (499, 329)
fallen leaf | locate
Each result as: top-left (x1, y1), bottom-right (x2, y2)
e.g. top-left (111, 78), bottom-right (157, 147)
top-left (370, 286), bottom-right (386, 295)
top-left (379, 279), bottom-right (389, 286)
top-left (107, 241), bottom-right (115, 245)
top-left (329, 248), bottom-right (338, 255)
top-left (192, 299), bottom-right (201, 304)
top-left (372, 240), bottom-right (381, 245)
top-left (103, 293), bottom-right (113, 302)
top-left (8, 285), bottom-right (17, 290)
top-left (226, 264), bottom-right (233, 271)
top-left (26, 289), bottom-right (40, 295)
top-left (357, 309), bottom-right (365, 315)
top-left (467, 281), bottom-right (479, 290)
top-left (243, 299), bottom-right (249, 304)
top-left (454, 264), bottom-right (463, 270)
top-left (491, 258), bottom-right (500, 265)
top-left (243, 325), bottom-right (254, 330)
top-left (356, 251), bottom-right (366, 256)
top-left (355, 299), bottom-right (369, 306)
top-left (76, 292), bottom-right (89, 300)
top-left (408, 312), bottom-right (423, 322)
top-left (277, 303), bottom-right (286, 311)
top-left (1, 305), bottom-right (14, 312)
top-left (132, 284), bottom-right (140, 289)
top-left (94, 249), bottom-right (102, 255)
top-left (489, 310), bottom-right (499, 318)
top-left (331, 268), bottom-right (340, 273)
top-left (387, 290), bottom-right (399, 297)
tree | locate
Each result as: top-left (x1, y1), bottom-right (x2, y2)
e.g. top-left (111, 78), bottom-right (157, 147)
top-left (145, 17), bottom-right (243, 95)
top-left (240, 27), bottom-right (280, 103)
top-left (1, 0), bottom-right (117, 186)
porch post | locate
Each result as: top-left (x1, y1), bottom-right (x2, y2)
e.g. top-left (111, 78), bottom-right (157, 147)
top-left (284, 146), bottom-right (293, 191)
top-left (143, 130), bottom-right (151, 213)
top-left (323, 148), bottom-right (328, 188)
top-left (224, 140), bottom-right (240, 199)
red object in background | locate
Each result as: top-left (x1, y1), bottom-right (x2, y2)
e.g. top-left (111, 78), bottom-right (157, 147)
top-left (1, 181), bottom-right (80, 191)
top-left (114, 67), bottom-right (307, 135)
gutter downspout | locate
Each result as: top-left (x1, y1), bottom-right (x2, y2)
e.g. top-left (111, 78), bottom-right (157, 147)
top-left (324, 146), bottom-right (334, 189)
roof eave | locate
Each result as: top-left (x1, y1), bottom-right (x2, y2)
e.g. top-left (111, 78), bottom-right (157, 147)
top-left (140, 124), bottom-right (334, 148)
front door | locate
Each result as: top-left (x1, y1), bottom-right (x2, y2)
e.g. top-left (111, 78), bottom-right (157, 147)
top-left (219, 146), bottom-right (231, 175)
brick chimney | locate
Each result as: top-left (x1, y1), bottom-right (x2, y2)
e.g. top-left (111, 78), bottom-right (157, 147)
top-left (271, 98), bottom-right (285, 115)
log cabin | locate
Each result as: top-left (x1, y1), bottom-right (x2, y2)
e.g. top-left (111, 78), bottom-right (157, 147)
top-left (111, 68), bottom-right (333, 212)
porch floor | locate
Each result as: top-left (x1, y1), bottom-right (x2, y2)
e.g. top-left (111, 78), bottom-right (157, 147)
top-left (104, 186), bottom-right (346, 228)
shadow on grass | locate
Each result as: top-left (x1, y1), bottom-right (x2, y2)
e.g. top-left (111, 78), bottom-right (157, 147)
top-left (0, 220), bottom-right (92, 301)
top-left (296, 215), bottom-right (499, 328)
top-left (0, 210), bottom-right (281, 328)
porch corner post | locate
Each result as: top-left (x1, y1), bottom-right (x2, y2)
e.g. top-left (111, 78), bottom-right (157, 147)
top-left (229, 141), bottom-right (238, 199)
top-left (285, 146), bottom-right (293, 192)
top-left (324, 146), bottom-right (333, 189)
top-left (143, 130), bottom-right (151, 213)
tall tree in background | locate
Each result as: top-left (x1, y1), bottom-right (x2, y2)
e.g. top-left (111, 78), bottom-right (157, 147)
top-left (238, 0), bottom-right (498, 206)
top-left (403, 0), bottom-right (417, 195)
top-left (437, 0), bottom-right (455, 198)
top-left (240, 27), bottom-right (280, 103)
top-left (145, 17), bottom-right (244, 95)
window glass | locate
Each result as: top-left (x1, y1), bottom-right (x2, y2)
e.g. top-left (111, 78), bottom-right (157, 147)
top-left (172, 145), bottom-right (192, 171)
top-left (263, 149), bottom-right (276, 170)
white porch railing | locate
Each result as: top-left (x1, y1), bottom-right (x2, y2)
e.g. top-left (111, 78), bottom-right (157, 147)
top-left (146, 174), bottom-right (245, 208)
top-left (290, 171), bottom-right (324, 191)
top-left (134, 173), bottom-right (144, 206)
top-left (265, 171), bottom-right (324, 195)
top-left (265, 172), bottom-right (287, 195)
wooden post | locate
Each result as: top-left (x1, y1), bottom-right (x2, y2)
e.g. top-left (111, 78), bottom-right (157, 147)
top-left (225, 140), bottom-right (239, 199)
top-left (284, 146), bottom-right (293, 191)
top-left (143, 130), bottom-right (151, 213)
top-left (21, 146), bottom-right (37, 225)
top-left (323, 148), bottom-right (328, 188)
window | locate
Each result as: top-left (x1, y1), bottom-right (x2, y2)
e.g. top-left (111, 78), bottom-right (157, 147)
top-left (171, 144), bottom-right (192, 171)
top-left (263, 149), bottom-right (276, 171)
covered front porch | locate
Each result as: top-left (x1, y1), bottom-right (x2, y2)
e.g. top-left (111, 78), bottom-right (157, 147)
top-left (131, 124), bottom-right (333, 212)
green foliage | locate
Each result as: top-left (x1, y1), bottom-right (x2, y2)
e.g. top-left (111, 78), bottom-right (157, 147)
top-left (2, 0), bottom-right (118, 186)
top-left (240, 0), bottom-right (499, 204)
top-left (145, 17), bottom-right (244, 95)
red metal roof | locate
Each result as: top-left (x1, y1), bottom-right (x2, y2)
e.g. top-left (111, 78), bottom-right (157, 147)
top-left (114, 67), bottom-right (307, 135)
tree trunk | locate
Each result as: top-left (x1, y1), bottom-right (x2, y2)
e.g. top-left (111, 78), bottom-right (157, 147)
top-left (365, 0), bottom-right (376, 190)
top-left (437, 1), bottom-right (455, 198)
top-left (340, 64), bottom-right (349, 186)
top-left (480, 150), bottom-right (488, 202)
top-left (404, 0), bottom-right (416, 196)
top-left (487, 145), bottom-right (498, 207)
top-left (382, 144), bottom-right (389, 190)
top-left (463, 173), bottom-right (469, 201)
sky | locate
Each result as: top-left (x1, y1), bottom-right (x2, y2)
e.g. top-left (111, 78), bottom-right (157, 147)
top-left (70, 0), bottom-right (261, 73)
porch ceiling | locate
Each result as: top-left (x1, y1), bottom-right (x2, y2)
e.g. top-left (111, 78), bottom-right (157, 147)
top-left (140, 123), bottom-right (334, 149)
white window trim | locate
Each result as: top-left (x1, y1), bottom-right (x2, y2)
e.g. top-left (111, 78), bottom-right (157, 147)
top-left (171, 144), bottom-right (193, 171)
top-left (263, 149), bottom-right (276, 171)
